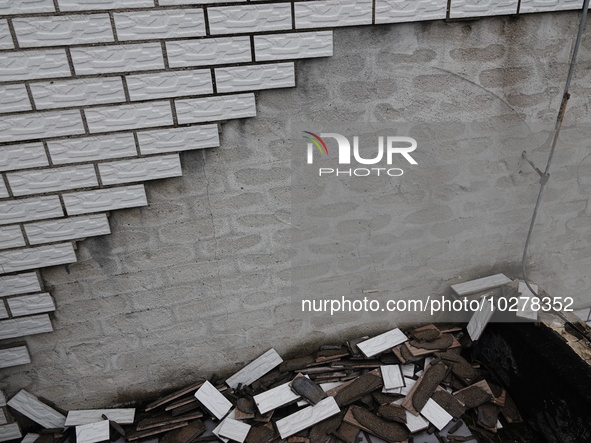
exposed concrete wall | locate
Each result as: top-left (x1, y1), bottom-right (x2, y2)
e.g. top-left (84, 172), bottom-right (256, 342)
top-left (1, 11), bottom-right (591, 407)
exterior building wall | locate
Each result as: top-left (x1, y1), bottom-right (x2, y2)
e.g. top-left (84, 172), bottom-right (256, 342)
top-left (0, 1), bottom-right (590, 407)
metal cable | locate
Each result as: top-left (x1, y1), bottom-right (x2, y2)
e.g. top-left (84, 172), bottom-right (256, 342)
top-left (521, 0), bottom-right (590, 297)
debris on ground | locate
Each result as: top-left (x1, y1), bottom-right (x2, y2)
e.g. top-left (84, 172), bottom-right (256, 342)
top-left (5, 274), bottom-right (576, 443)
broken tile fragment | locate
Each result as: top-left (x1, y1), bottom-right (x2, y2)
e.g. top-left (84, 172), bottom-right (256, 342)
top-left (376, 404), bottom-right (406, 424)
top-left (194, 381), bottom-right (232, 420)
top-left (276, 397), bottom-right (340, 439)
top-left (75, 421), bottom-right (109, 443)
top-left (334, 371), bottom-right (383, 406)
top-left (291, 376), bottom-right (327, 405)
top-left (66, 409), bottom-right (135, 426)
top-left (218, 417), bottom-right (250, 443)
top-left (410, 333), bottom-right (454, 350)
top-left (0, 423), bottom-right (21, 442)
top-left (254, 381), bottom-right (301, 414)
top-left (420, 398), bottom-right (452, 431)
top-left (380, 365), bottom-right (405, 390)
top-left (357, 329), bottom-right (408, 358)
top-left (307, 411), bottom-right (343, 442)
top-left (159, 420), bottom-right (205, 443)
top-left (451, 274), bottom-right (511, 296)
top-left (409, 325), bottom-right (441, 342)
top-left (7, 390), bottom-right (66, 429)
top-left (226, 349), bottom-right (283, 389)
top-left (345, 406), bottom-right (409, 442)
top-left (453, 380), bottom-right (493, 409)
top-left (477, 402), bottom-right (500, 431)
top-left (432, 389), bottom-right (466, 419)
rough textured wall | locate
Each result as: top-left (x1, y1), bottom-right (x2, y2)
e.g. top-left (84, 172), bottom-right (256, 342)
top-left (1, 8), bottom-right (591, 407)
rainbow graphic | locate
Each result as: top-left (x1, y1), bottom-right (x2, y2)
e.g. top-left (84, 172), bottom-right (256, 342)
top-left (302, 131), bottom-right (328, 155)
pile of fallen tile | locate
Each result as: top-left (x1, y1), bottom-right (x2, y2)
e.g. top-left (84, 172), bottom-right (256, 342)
top-left (1, 323), bottom-right (524, 443)
top-left (1, 274), bottom-right (532, 443)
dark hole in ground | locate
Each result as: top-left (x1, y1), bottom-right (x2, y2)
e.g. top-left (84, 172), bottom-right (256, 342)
top-left (473, 320), bottom-right (591, 443)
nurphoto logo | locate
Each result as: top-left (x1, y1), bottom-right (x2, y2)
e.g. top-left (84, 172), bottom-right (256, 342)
top-left (303, 131), bottom-right (418, 177)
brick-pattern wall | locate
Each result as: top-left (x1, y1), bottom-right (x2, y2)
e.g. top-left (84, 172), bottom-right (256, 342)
top-left (0, 0), bottom-right (584, 368)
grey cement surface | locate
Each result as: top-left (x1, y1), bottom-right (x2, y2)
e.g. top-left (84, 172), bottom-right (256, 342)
top-left (1, 12), bottom-right (591, 408)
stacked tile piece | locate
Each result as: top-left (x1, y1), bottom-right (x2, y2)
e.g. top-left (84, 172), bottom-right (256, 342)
top-left (4, 320), bottom-right (529, 443)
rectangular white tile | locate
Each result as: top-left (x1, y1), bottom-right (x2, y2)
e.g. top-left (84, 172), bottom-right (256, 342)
top-left (0, 273), bottom-right (41, 297)
top-left (126, 70), bottom-right (212, 101)
top-left (57, 0), bottom-right (155, 11)
top-left (383, 376), bottom-right (415, 395)
top-left (63, 185), bottom-right (147, 216)
top-left (215, 63), bottom-right (295, 93)
top-left (451, 273), bottom-right (511, 296)
top-left (7, 293), bottom-right (55, 317)
top-left (208, 3), bottom-right (292, 34)
top-left (275, 397), bottom-right (340, 439)
top-left (0, 180), bottom-right (7, 199)
top-left (217, 418), bottom-right (250, 443)
top-left (13, 14), bottom-right (114, 48)
top-left (159, 0), bottom-right (243, 3)
top-left (25, 214), bottom-right (110, 245)
top-left (98, 154), bottom-right (181, 186)
top-left (0, 243), bottom-right (76, 274)
top-left (137, 125), bottom-right (219, 155)
top-left (0, 196), bottom-right (63, 226)
top-left (450, 0), bottom-right (518, 18)
top-left (467, 300), bottom-right (495, 341)
top-left (0, 19), bottom-right (11, 50)
top-left (166, 37), bottom-right (251, 68)
top-left (30, 77), bottom-right (125, 110)
top-left (420, 398), bottom-right (453, 431)
top-left (0, 84), bottom-right (32, 113)
top-left (7, 390), bottom-right (65, 429)
top-left (402, 364), bottom-right (415, 377)
top-left (376, 0), bottom-right (448, 23)
top-left (0, 143), bottom-right (48, 172)
top-left (253, 381), bottom-right (300, 414)
top-left (380, 365), bottom-right (404, 390)
top-left (0, 110), bottom-right (85, 143)
top-left (0, 345), bottom-right (31, 369)
top-left (357, 328), bottom-right (408, 357)
top-left (66, 409), bottom-right (135, 426)
top-left (47, 133), bottom-right (137, 165)
top-left (0, 225), bottom-right (26, 249)
top-left (76, 421), bottom-right (109, 443)
top-left (175, 93), bottom-right (256, 124)
top-left (0, 0), bottom-right (55, 15)
top-left (255, 31), bottom-right (333, 61)
top-left (114, 9), bottom-right (205, 40)
top-left (71, 43), bottom-right (164, 75)
top-left (226, 348), bottom-right (283, 389)
top-left (405, 409), bottom-right (429, 433)
top-left (0, 423), bottom-right (21, 442)
top-left (84, 102), bottom-right (173, 133)
top-left (7, 165), bottom-right (98, 197)
top-left (0, 49), bottom-right (70, 82)
top-left (295, 0), bottom-right (372, 28)
top-left (520, 0), bottom-right (582, 13)
top-left (194, 381), bottom-right (232, 420)
top-left (211, 409), bottom-right (235, 443)
top-left (0, 315), bottom-right (53, 340)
